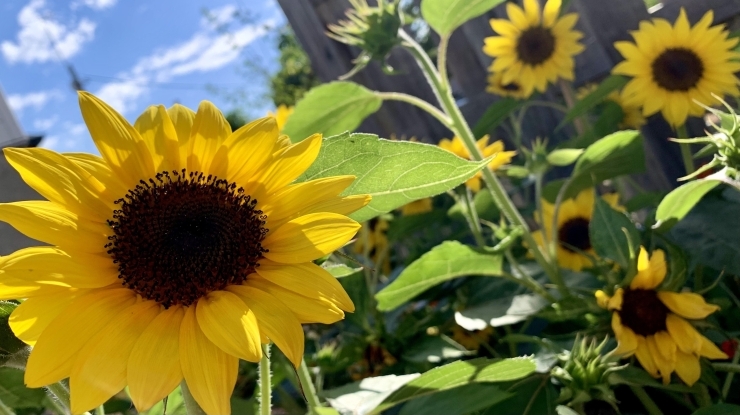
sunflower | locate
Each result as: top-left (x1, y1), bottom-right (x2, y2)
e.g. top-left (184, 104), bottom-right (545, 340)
top-left (269, 104), bottom-right (294, 132)
top-left (353, 218), bottom-right (391, 276)
top-left (400, 198), bottom-right (433, 216)
top-left (452, 325), bottom-right (495, 351)
top-left (576, 84), bottom-right (646, 129)
top-left (486, 71), bottom-right (531, 100)
top-left (438, 135), bottom-right (516, 192)
top-left (483, 0), bottom-right (585, 97)
top-left (531, 189), bottom-right (621, 271)
top-left (0, 92), bottom-right (370, 414)
top-left (596, 247), bottom-right (727, 385)
top-left (613, 9), bottom-right (740, 127)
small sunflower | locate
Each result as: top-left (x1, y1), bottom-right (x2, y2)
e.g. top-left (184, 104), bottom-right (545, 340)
top-left (353, 218), bottom-right (391, 276)
top-left (438, 135), bottom-right (516, 192)
top-left (400, 198), bottom-right (433, 216)
top-left (487, 71), bottom-right (531, 100)
top-left (269, 104), bottom-right (294, 132)
top-left (452, 325), bottom-right (494, 351)
top-left (596, 247), bottom-right (727, 385)
top-left (483, 0), bottom-right (585, 96)
top-left (613, 9), bottom-right (740, 127)
top-left (531, 189), bottom-right (621, 271)
top-left (0, 92), bottom-right (369, 414)
top-left (576, 84), bottom-right (646, 129)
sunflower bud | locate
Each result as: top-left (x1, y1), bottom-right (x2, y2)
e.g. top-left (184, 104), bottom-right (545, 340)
top-left (550, 336), bottom-right (624, 410)
top-left (326, 0), bottom-right (403, 76)
top-left (678, 102), bottom-right (740, 181)
top-left (521, 138), bottom-right (550, 175)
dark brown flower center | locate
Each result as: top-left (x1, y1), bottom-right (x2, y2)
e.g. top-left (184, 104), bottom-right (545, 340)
top-left (651, 48), bottom-right (704, 92)
top-left (516, 26), bottom-right (556, 65)
top-left (106, 170), bottom-right (268, 307)
top-left (558, 217), bottom-right (591, 252)
top-left (619, 289), bottom-right (669, 336)
top-left (502, 81), bottom-right (521, 92)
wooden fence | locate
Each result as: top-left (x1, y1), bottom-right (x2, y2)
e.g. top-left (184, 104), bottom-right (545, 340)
top-left (277, 0), bottom-right (740, 191)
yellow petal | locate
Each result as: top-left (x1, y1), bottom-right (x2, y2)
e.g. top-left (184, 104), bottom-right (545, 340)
top-left (9, 291), bottom-right (80, 346)
top-left (665, 314), bottom-right (702, 354)
top-left (608, 288), bottom-right (624, 311)
top-left (186, 101), bottom-right (231, 176)
top-left (0, 246), bottom-right (118, 288)
top-left (134, 105), bottom-right (181, 172)
top-left (246, 278), bottom-right (345, 324)
top-left (611, 312), bottom-right (637, 356)
top-left (224, 117), bottom-right (280, 185)
top-left (24, 288), bottom-right (137, 387)
top-left (674, 350), bottom-right (701, 386)
top-left (254, 261), bottom-right (354, 312)
top-left (64, 152), bottom-right (128, 200)
top-left (698, 336), bottom-right (729, 360)
top-left (195, 291), bottom-right (262, 362)
top-left (262, 212), bottom-right (360, 263)
top-left (261, 175), bottom-right (355, 221)
top-left (595, 290), bottom-right (610, 309)
top-left (631, 247), bottom-right (661, 290)
top-left (257, 133), bottom-right (323, 193)
top-left (180, 306), bottom-right (238, 415)
top-left (634, 336), bottom-right (659, 378)
top-left (0, 201), bottom-right (109, 254)
top-left (657, 291), bottom-right (720, 319)
top-left (228, 285), bottom-right (305, 367)
top-left (70, 300), bottom-right (160, 414)
top-left (522, 0), bottom-right (540, 25)
top-left (78, 91), bottom-right (155, 188)
top-left (0, 277), bottom-right (70, 300)
top-left (128, 306), bottom-right (184, 411)
top-left (542, 0), bottom-right (562, 27)
top-left (167, 104), bottom-right (196, 164)
top-left (649, 332), bottom-right (676, 384)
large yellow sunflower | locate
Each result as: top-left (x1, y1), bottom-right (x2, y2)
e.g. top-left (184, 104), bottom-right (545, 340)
top-left (531, 189), bottom-right (621, 272)
top-left (596, 247), bottom-right (727, 385)
top-left (0, 92), bottom-right (370, 414)
top-left (613, 9), bottom-right (740, 127)
top-left (486, 71), bottom-right (531, 100)
top-left (438, 135), bottom-right (516, 192)
top-left (483, 0), bottom-right (585, 97)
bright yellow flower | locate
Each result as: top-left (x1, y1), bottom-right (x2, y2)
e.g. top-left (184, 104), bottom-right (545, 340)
top-left (0, 92), bottom-right (369, 414)
top-left (353, 218), bottom-right (391, 276)
top-left (483, 0), bottom-right (585, 97)
top-left (613, 9), bottom-right (740, 127)
top-left (452, 325), bottom-right (494, 351)
top-left (401, 198), bottom-right (433, 216)
top-left (596, 247), bottom-right (727, 386)
top-left (438, 135), bottom-right (516, 192)
top-left (576, 84), bottom-right (646, 129)
top-left (269, 104), bottom-right (294, 132)
top-left (486, 71), bottom-right (531, 100)
top-left (531, 189), bottom-right (621, 271)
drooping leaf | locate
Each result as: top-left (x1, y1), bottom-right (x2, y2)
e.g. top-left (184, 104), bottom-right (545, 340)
top-left (299, 133), bottom-right (490, 222)
top-left (455, 293), bottom-right (549, 329)
top-left (546, 149), bottom-right (584, 166)
top-left (375, 241), bottom-right (503, 311)
top-left (558, 75), bottom-right (629, 129)
top-left (323, 264), bottom-right (363, 279)
top-left (589, 197), bottom-right (640, 269)
top-left (473, 97), bottom-right (522, 139)
top-left (323, 374), bottom-right (421, 415)
top-left (399, 384), bottom-right (513, 415)
top-left (421, 0), bottom-right (507, 36)
top-left (654, 179), bottom-right (722, 232)
top-left (370, 357), bottom-right (536, 414)
top-left (282, 82), bottom-right (382, 142)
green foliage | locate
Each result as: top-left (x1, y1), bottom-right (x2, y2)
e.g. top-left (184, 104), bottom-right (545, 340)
top-left (282, 82), bottom-right (382, 142)
top-left (375, 240), bottom-right (503, 311)
top-left (270, 27), bottom-right (320, 107)
top-left (692, 404), bottom-right (740, 415)
top-left (589, 197), bottom-right (640, 270)
top-left (654, 179), bottom-right (722, 231)
top-left (0, 367), bottom-right (47, 409)
top-left (546, 148), bottom-right (584, 167)
top-left (558, 75), bottom-right (628, 129)
top-left (0, 302), bottom-right (24, 356)
top-left (298, 132), bottom-right (490, 222)
top-left (421, 0), bottom-right (507, 36)
top-left (473, 98), bottom-right (522, 139)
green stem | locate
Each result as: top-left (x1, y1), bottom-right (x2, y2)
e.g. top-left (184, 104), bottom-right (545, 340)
top-left (463, 188), bottom-right (486, 247)
top-left (714, 362), bottom-right (740, 374)
top-left (677, 125), bottom-right (695, 174)
top-left (259, 344), bottom-right (272, 415)
top-left (722, 341), bottom-right (740, 399)
top-left (559, 80), bottom-right (587, 136)
top-left (629, 385), bottom-right (662, 415)
top-left (181, 382), bottom-right (207, 415)
top-left (373, 91), bottom-right (452, 127)
top-left (45, 382), bottom-right (71, 415)
top-left (437, 35), bottom-right (450, 91)
top-left (504, 251), bottom-right (556, 302)
top-left (696, 383), bottom-right (713, 407)
top-left (298, 359), bottom-right (323, 414)
top-left (0, 400), bottom-right (15, 415)
top-left (97, 405), bottom-right (105, 415)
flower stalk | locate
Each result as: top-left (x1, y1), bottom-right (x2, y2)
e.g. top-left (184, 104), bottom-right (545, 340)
top-left (298, 358), bottom-right (323, 414)
top-left (181, 382), bottom-right (208, 415)
top-left (259, 343), bottom-right (272, 415)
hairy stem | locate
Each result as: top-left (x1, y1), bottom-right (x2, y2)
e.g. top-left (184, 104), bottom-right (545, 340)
top-left (259, 344), bottom-right (272, 415)
top-left (181, 382), bottom-right (208, 415)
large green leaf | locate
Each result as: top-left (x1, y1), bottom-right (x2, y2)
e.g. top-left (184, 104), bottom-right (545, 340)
top-left (558, 75), bottom-right (628, 129)
top-left (0, 367), bottom-right (47, 409)
top-left (654, 179), bottom-right (722, 231)
top-left (299, 133), bottom-right (490, 222)
top-left (692, 404), bottom-right (740, 415)
top-left (421, 0), bottom-right (507, 36)
top-left (398, 384), bottom-right (513, 415)
top-left (375, 241), bottom-right (503, 311)
top-left (371, 357), bottom-right (536, 414)
top-left (472, 98), bottom-right (522, 139)
top-left (282, 82), bottom-right (382, 142)
top-left (324, 374), bottom-right (420, 415)
top-left (589, 197), bottom-right (640, 269)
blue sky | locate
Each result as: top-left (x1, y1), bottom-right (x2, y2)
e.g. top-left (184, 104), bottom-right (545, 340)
top-left (0, 0), bottom-right (285, 154)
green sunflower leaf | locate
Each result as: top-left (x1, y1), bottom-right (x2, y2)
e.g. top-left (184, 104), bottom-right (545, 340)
top-left (557, 75), bottom-right (629, 130)
top-left (282, 82), bottom-right (382, 142)
top-left (421, 0), bottom-right (507, 36)
top-left (369, 357), bottom-right (536, 414)
top-left (653, 179), bottom-right (722, 232)
top-left (473, 97), bottom-right (522, 139)
top-left (0, 367), bottom-right (47, 409)
top-left (375, 241), bottom-right (503, 311)
top-left (691, 404), bottom-right (740, 415)
top-left (589, 197), bottom-right (640, 269)
top-left (299, 133), bottom-right (490, 222)
top-left (0, 302), bottom-right (25, 356)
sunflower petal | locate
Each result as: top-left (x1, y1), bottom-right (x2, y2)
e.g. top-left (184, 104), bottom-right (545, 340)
top-left (263, 212), bottom-right (360, 263)
top-left (698, 336), bottom-right (728, 360)
top-left (649, 332), bottom-right (676, 384)
top-left (255, 261), bottom-right (354, 311)
top-left (542, 0), bottom-right (562, 27)
top-left (180, 306), bottom-right (238, 415)
top-left (195, 291), bottom-right (262, 362)
top-left (167, 104), bottom-right (196, 164)
top-left (228, 285), bottom-right (305, 367)
top-left (70, 300), bottom-right (160, 414)
top-left (665, 314), bottom-right (702, 354)
top-left (611, 312), bottom-right (637, 356)
top-left (0, 246), bottom-right (118, 288)
top-left (634, 336), bottom-right (659, 378)
top-left (134, 105), bottom-right (181, 172)
top-left (24, 289), bottom-right (137, 387)
top-left (225, 117), bottom-right (280, 184)
top-left (9, 290), bottom-right (80, 346)
top-left (186, 101), bottom-right (231, 176)
top-left (258, 133), bottom-right (323, 193)
top-left (657, 291), bottom-right (720, 319)
top-left (246, 278), bottom-right (345, 324)
top-left (128, 306), bottom-right (184, 411)
top-left (674, 350), bottom-right (701, 386)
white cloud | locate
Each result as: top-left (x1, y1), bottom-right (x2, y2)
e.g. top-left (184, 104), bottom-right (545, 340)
top-left (68, 122), bottom-right (87, 135)
top-left (7, 90), bottom-right (62, 112)
top-left (1, 0), bottom-right (96, 64)
top-left (33, 115), bottom-right (59, 130)
top-left (78, 0), bottom-right (117, 10)
top-left (40, 134), bottom-right (60, 150)
top-left (94, 11), bottom-right (275, 114)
